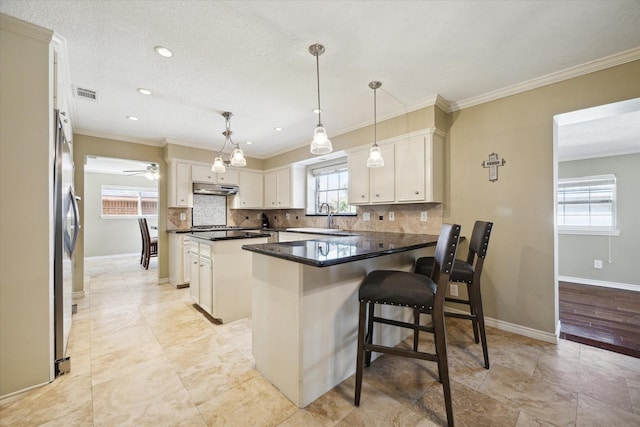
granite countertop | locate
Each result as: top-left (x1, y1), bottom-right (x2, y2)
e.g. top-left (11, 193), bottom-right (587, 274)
top-left (242, 231), bottom-right (439, 267)
top-left (188, 230), bottom-right (272, 241)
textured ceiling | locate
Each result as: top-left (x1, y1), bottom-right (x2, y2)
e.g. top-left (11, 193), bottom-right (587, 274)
top-left (2, 0), bottom-right (640, 160)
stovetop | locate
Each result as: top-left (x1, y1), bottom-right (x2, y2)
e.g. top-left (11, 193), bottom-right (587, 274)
top-left (191, 225), bottom-right (248, 232)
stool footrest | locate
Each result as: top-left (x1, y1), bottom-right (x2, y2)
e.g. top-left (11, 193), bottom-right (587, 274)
top-left (364, 343), bottom-right (439, 363)
top-left (372, 316), bottom-right (433, 333)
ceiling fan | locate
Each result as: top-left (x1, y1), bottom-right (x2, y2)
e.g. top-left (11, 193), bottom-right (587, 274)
top-left (123, 163), bottom-right (160, 180)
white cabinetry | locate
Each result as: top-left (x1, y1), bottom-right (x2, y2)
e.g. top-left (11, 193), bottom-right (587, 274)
top-left (192, 164), bottom-right (238, 185)
top-left (278, 232), bottom-right (329, 242)
top-left (169, 160), bottom-right (192, 207)
top-left (232, 170), bottom-right (263, 209)
top-left (347, 130), bottom-right (444, 205)
top-left (169, 234), bottom-right (190, 287)
top-left (347, 149), bottom-right (370, 204)
top-left (188, 236), bottom-right (267, 323)
top-left (263, 166), bottom-right (305, 209)
top-left (370, 144), bottom-right (395, 203)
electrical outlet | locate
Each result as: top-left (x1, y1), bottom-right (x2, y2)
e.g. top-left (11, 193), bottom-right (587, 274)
top-left (363, 212), bottom-right (371, 222)
top-left (389, 211), bottom-right (395, 221)
top-left (179, 212), bottom-right (186, 221)
top-left (450, 284), bottom-right (459, 297)
top-left (594, 259), bottom-right (603, 269)
top-left (285, 213), bottom-right (290, 220)
top-left (420, 211), bottom-right (428, 222)
top-left (256, 213), bottom-right (261, 220)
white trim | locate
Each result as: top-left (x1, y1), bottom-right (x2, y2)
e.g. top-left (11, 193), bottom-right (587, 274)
top-left (0, 380), bottom-right (50, 401)
top-left (445, 307), bottom-right (558, 344)
top-left (158, 277), bottom-right (169, 285)
top-left (72, 291), bottom-right (85, 298)
top-left (84, 253), bottom-right (140, 260)
top-left (559, 276), bottom-right (639, 292)
top-left (558, 228), bottom-right (620, 236)
top-left (448, 47), bottom-right (640, 113)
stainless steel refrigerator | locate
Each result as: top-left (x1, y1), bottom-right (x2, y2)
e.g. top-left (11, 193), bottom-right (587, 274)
top-left (53, 110), bottom-right (79, 375)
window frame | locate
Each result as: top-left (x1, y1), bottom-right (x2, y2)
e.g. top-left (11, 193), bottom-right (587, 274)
top-left (100, 185), bottom-right (159, 219)
top-left (557, 174), bottom-right (619, 236)
top-left (305, 159), bottom-right (357, 216)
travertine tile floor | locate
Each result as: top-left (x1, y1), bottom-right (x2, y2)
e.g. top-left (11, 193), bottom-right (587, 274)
top-left (2, 255), bottom-right (639, 426)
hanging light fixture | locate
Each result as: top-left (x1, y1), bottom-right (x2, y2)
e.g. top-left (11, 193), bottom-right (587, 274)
top-left (211, 111), bottom-right (246, 173)
top-left (367, 81), bottom-right (384, 168)
top-left (309, 44), bottom-right (332, 155)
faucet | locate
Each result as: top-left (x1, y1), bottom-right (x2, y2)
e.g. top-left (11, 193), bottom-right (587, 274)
top-left (319, 203), bottom-right (334, 229)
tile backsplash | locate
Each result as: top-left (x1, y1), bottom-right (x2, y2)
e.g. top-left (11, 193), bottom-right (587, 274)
top-left (192, 194), bottom-right (226, 226)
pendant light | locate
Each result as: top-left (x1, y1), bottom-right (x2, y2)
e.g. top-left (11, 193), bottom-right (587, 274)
top-left (366, 81), bottom-right (384, 168)
top-left (309, 44), bottom-right (332, 155)
top-left (211, 111), bottom-right (246, 172)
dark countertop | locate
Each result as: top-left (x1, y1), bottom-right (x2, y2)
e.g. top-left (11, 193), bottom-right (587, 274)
top-left (242, 231), bottom-right (439, 267)
top-left (188, 230), bottom-right (272, 241)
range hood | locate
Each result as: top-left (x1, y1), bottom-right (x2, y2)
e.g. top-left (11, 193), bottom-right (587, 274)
top-left (193, 182), bottom-right (239, 195)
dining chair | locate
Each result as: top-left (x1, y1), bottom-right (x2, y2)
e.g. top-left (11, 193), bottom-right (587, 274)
top-left (141, 217), bottom-right (158, 269)
top-left (137, 218), bottom-right (145, 265)
top-left (354, 223), bottom-right (461, 427)
top-left (414, 221), bottom-right (493, 369)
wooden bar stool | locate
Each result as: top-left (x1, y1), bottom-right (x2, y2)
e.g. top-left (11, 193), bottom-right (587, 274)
top-left (354, 223), bottom-right (461, 427)
top-left (141, 218), bottom-right (158, 269)
top-left (414, 221), bottom-right (493, 369)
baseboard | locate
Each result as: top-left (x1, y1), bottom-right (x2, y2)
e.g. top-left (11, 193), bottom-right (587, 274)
top-left (446, 307), bottom-right (558, 344)
top-left (559, 276), bottom-right (639, 292)
top-left (159, 277), bottom-right (169, 285)
top-left (72, 291), bottom-right (85, 298)
top-left (0, 379), bottom-right (50, 402)
top-left (84, 253), bottom-right (139, 260)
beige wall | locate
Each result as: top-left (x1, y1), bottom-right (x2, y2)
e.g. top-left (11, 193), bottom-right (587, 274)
top-left (445, 60), bottom-right (640, 334)
top-left (0, 15), bottom-right (54, 396)
top-left (73, 135), bottom-right (168, 284)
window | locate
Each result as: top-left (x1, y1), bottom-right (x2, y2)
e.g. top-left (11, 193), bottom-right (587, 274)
top-left (557, 174), bottom-right (618, 235)
top-left (101, 186), bottom-right (158, 218)
top-left (308, 161), bottom-right (356, 215)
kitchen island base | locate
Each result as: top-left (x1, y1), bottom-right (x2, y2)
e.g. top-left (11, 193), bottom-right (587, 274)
top-left (250, 246), bottom-right (434, 407)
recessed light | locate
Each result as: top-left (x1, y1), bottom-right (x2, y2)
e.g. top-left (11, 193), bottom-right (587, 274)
top-left (154, 45), bottom-right (173, 58)
top-left (313, 108), bottom-right (322, 114)
top-left (126, 116), bottom-right (139, 121)
top-left (274, 127), bottom-right (283, 132)
top-left (137, 88), bottom-right (152, 95)
top-left (246, 141), bottom-right (253, 145)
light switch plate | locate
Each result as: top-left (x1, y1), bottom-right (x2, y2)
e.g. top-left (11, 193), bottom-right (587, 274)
top-left (363, 212), bottom-right (371, 222)
top-left (389, 211), bottom-right (395, 221)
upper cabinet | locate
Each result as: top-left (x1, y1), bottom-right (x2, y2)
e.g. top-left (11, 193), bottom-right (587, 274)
top-left (168, 160), bottom-right (192, 207)
top-left (232, 170), bottom-right (263, 209)
top-left (191, 164), bottom-right (239, 185)
top-left (263, 165), bottom-right (305, 209)
top-left (347, 129), bottom-right (445, 205)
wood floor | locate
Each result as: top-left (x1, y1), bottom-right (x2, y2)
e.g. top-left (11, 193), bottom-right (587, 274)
top-left (559, 281), bottom-right (640, 358)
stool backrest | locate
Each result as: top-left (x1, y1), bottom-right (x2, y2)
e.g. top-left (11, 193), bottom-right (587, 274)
top-left (466, 221), bottom-right (493, 264)
top-left (141, 217), bottom-right (151, 246)
top-left (433, 223), bottom-right (462, 309)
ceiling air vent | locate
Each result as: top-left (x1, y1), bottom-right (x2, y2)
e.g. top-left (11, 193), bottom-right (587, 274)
top-left (74, 85), bottom-right (99, 102)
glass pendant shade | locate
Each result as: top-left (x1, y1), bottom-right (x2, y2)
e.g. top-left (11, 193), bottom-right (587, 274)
top-left (230, 147), bottom-right (246, 167)
top-left (366, 145), bottom-right (384, 167)
top-left (367, 81), bottom-right (384, 168)
top-left (310, 125), bottom-right (332, 155)
top-left (212, 156), bottom-right (226, 173)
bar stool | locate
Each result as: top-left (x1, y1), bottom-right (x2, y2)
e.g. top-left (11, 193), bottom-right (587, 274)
top-left (354, 223), bottom-right (461, 427)
top-left (414, 221), bottom-right (493, 369)
top-left (141, 218), bottom-right (158, 269)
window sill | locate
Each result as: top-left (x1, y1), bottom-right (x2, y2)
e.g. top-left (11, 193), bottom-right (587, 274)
top-left (558, 228), bottom-right (620, 236)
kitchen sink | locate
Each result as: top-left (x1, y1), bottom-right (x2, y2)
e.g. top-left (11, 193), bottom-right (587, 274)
top-left (285, 227), bottom-right (353, 235)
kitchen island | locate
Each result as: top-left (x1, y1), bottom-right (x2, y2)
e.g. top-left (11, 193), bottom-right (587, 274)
top-left (188, 230), bottom-right (270, 323)
top-left (242, 231), bottom-right (439, 407)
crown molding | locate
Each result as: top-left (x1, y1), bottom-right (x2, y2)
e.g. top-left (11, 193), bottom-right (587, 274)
top-left (0, 13), bottom-right (53, 42)
top-left (449, 47), bottom-right (640, 112)
top-left (74, 129), bottom-right (165, 147)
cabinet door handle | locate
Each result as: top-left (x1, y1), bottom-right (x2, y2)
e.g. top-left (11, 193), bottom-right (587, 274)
top-left (415, 191), bottom-right (419, 195)
top-left (361, 195), bottom-right (365, 198)
top-left (376, 194), bottom-right (380, 197)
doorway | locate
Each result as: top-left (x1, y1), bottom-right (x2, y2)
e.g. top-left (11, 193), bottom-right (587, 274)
top-left (83, 156), bottom-right (160, 268)
top-left (554, 98), bottom-right (640, 356)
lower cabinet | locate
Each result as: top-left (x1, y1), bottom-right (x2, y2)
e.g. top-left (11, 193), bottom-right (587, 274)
top-left (169, 234), bottom-right (190, 287)
top-left (189, 237), bottom-right (267, 323)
